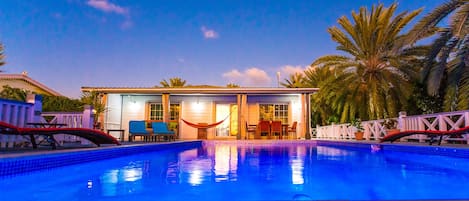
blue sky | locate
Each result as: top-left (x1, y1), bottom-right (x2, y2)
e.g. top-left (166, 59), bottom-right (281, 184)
top-left (0, 0), bottom-right (446, 98)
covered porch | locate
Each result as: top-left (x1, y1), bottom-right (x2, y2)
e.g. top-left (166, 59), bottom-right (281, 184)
top-left (81, 87), bottom-right (318, 141)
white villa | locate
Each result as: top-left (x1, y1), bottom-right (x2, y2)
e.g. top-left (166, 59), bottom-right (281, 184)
top-left (81, 87), bottom-right (318, 141)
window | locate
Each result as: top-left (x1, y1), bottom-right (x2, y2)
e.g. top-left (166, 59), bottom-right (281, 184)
top-left (259, 104), bottom-right (288, 124)
top-left (148, 103), bottom-right (180, 121)
top-left (148, 103), bottom-right (163, 120)
top-left (169, 104), bottom-right (180, 121)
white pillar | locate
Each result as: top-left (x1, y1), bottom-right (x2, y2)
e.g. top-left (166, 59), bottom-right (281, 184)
top-left (83, 105), bottom-right (94, 129)
top-left (26, 94), bottom-right (43, 123)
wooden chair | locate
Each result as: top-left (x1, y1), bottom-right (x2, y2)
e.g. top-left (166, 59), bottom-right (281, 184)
top-left (246, 122), bottom-right (256, 140)
top-left (256, 121), bottom-right (270, 139)
top-left (287, 121), bottom-right (297, 139)
top-left (271, 121), bottom-right (282, 139)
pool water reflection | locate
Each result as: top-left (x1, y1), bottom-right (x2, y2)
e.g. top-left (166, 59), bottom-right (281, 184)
top-left (1, 142), bottom-right (469, 200)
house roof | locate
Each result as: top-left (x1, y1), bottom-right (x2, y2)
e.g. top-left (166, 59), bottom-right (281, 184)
top-left (0, 73), bottom-right (63, 96)
top-left (81, 86), bottom-right (319, 95)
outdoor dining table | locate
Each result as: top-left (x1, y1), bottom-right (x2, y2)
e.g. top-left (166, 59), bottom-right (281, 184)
top-left (250, 121), bottom-right (290, 139)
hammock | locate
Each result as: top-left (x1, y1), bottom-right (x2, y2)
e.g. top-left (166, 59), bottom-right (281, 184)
top-left (181, 118), bottom-right (226, 129)
top-left (181, 112), bottom-right (232, 129)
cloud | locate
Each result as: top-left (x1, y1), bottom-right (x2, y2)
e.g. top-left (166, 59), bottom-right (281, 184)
top-left (86, 0), bottom-right (128, 15)
top-left (120, 18), bottom-right (133, 29)
top-left (222, 68), bottom-right (272, 86)
top-left (201, 26), bottom-right (219, 39)
top-left (86, 0), bottom-right (132, 29)
top-left (280, 65), bottom-right (309, 76)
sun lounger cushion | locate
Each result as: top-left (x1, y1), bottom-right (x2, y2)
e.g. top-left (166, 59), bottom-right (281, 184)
top-left (151, 122), bottom-right (175, 134)
top-left (129, 121), bottom-right (150, 135)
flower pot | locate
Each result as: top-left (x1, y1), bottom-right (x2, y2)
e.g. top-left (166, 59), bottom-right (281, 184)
top-left (355, 131), bottom-right (364, 140)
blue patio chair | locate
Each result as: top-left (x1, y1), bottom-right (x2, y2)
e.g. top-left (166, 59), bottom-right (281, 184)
top-left (129, 120), bottom-right (151, 142)
top-left (151, 122), bottom-right (175, 141)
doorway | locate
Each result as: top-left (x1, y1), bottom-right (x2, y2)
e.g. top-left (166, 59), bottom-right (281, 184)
top-left (215, 104), bottom-right (238, 137)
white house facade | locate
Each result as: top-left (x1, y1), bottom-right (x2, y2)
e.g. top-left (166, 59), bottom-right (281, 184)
top-left (80, 87), bottom-right (318, 141)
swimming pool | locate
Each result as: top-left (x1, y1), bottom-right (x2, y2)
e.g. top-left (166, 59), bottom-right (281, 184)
top-left (1, 140), bottom-right (469, 200)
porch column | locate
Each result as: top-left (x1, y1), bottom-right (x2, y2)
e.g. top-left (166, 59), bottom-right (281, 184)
top-left (305, 93), bottom-right (311, 139)
top-left (162, 93), bottom-right (170, 122)
top-left (236, 94), bottom-right (241, 139)
top-left (239, 94), bottom-right (248, 140)
top-left (300, 93), bottom-right (309, 139)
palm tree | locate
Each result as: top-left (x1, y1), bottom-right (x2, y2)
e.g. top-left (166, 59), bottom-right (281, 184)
top-left (0, 43), bottom-right (5, 69)
top-left (304, 66), bottom-right (341, 125)
top-left (159, 77), bottom-right (187, 88)
top-left (81, 91), bottom-right (106, 128)
top-left (226, 83), bottom-right (240, 88)
top-left (311, 3), bottom-right (424, 121)
top-left (405, 0), bottom-right (468, 111)
top-left (280, 73), bottom-right (306, 88)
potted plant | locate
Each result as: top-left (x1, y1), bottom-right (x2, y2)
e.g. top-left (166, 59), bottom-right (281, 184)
top-left (351, 119), bottom-right (364, 140)
top-left (383, 118), bottom-right (399, 134)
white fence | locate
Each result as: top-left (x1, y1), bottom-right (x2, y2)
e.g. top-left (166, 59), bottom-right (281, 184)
top-left (0, 95), bottom-right (94, 148)
top-left (0, 98), bottom-right (34, 148)
top-left (315, 110), bottom-right (469, 144)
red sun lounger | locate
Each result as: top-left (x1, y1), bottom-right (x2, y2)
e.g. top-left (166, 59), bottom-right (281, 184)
top-left (0, 121), bottom-right (120, 149)
top-left (380, 126), bottom-right (469, 145)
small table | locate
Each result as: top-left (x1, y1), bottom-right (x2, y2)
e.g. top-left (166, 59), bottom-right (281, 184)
top-left (107, 129), bottom-right (125, 142)
top-left (27, 122), bottom-right (67, 128)
top-left (26, 122), bottom-right (68, 149)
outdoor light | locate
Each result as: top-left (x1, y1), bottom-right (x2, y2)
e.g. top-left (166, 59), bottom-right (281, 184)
top-left (87, 180), bottom-right (93, 189)
top-left (276, 71), bottom-right (281, 87)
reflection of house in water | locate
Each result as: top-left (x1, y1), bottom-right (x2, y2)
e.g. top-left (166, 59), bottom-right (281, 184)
top-left (98, 161), bottom-right (148, 197)
top-left (80, 87), bottom-right (318, 140)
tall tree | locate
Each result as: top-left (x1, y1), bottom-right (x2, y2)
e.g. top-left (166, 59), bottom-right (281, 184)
top-left (159, 77), bottom-right (187, 88)
top-left (405, 0), bottom-right (469, 111)
top-left (311, 3), bottom-right (424, 122)
top-left (280, 73), bottom-right (306, 88)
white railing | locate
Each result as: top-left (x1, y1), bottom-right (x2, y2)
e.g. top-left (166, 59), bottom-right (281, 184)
top-left (400, 110), bottom-right (469, 143)
top-left (0, 98), bottom-right (34, 147)
top-left (316, 123), bottom-right (355, 140)
top-left (41, 112), bottom-right (85, 128)
top-left (314, 110), bottom-right (469, 144)
top-left (38, 106), bottom-right (94, 144)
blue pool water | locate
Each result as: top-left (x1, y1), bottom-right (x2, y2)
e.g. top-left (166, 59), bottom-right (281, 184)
top-left (1, 141), bottom-right (469, 200)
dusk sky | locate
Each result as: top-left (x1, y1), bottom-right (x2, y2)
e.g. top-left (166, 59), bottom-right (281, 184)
top-left (1, 0), bottom-right (446, 98)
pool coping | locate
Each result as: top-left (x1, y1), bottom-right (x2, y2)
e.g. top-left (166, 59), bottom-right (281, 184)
top-left (315, 140), bottom-right (469, 158)
top-left (1, 139), bottom-right (469, 177)
top-left (0, 140), bottom-right (202, 177)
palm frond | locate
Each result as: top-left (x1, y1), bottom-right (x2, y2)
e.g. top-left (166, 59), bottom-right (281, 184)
top-left (405, 0), bottom-right (463, 44)
top-left (450, 2), bottom-right (469, 38)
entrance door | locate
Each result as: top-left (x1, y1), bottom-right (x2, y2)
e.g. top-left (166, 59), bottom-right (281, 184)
top-left (215, 104), bottom-right (238, 137)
